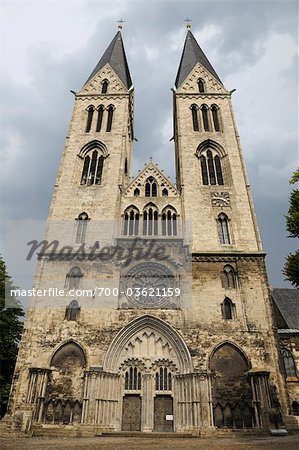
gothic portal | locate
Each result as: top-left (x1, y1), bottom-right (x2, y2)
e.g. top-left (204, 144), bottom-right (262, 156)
top-left (6, 27), bottom-right (296, 435)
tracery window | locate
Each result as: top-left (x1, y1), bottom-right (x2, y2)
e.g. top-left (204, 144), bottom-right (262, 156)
top-left (162, 206), bottom-right (177, 236)
top-left (217, 213), bottom-right (231, 245)
top-left (123, 206), bottom-right (139, 236)
top-left (85, 105), bottom-right (94, 132)
top-left (199, 150), bottom-right (224, 185)
top-left (155, 367), bottom-right (172, 391)
top-left (124, 366), bottom-right (142, 391)
top-left (221, 265), bottom-right (237, 289)
top-left (106, 105), bottom-right (114, 132)
top-left (145, 177), bottom-right (157, 197)
top-left (81, 149), bottom-right (104, 185)
top-left (221, 297), bottom-right (235, 320)
top-left (76, 212), bottom-right (89, 243)
top-left (198, 78), bottom-right (205, 93)
top-left (101, 79), bottom-right (109, 94)
top-left (143, 204), bottom-right (158, 236)
top-left (65, 300), bottom-right (80, 321)
top-left (281, 347), bottom-right (297, 378)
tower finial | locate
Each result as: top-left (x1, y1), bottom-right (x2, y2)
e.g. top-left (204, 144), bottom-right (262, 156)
top-left (184, 17), bottom-right (192, 30)
top-left (117, 19), bottom-right (125, 31)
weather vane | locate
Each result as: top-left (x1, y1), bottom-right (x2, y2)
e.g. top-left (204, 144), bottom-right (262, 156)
top-left (184, 17), bottom-right (192, 29)
top-left (117, 19), bottom-right (125, 30)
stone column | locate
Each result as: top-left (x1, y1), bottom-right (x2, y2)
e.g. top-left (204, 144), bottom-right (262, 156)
top-left (142, 371), bottom-right (153, 432)
top-left (249, 370), bottom-right (271, 428)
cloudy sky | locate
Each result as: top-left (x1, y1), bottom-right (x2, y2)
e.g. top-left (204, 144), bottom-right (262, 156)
top-left (0, 0), bottom-right (298, 288)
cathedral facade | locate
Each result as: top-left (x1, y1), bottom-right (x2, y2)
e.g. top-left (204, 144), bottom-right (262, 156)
top-left (6, 29), bottom-right (296, 435)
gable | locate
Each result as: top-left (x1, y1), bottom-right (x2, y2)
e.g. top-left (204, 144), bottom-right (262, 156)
top-left (124, 163), bottom-right (179, 197)
top-left (176, 62), bottom-right (227, 95)
top-left (79, 63), bottom-right (128, 95)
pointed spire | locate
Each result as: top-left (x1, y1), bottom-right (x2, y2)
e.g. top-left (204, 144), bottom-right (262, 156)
top-left (175, 30), bottom-right (222, 88)
top-left (84, 31), bottom-right (132, 89)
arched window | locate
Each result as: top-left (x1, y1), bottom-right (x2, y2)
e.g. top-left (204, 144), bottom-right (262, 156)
top-left (96, 105), bottom-right (104, 132)
top-left (106, 105), bottom-right (114, 132)
top-left (85, 106), bottom-right (94, 132)
top-left (201, 105), bottom-right (210, 131)
top-left (222, 297), bottom-right (235, 320)
top-left (211, 104), bottom-right (221, 131)
top-left (81, 149), bottom-right (104, 185)
top-left (65, 266), bottom-right (83, 290)
top-left (145, 177), bottom-right (157, 197)
top-left (162, 206), bottom-right (177, 236)
top-left (200, 155), bottom-right (209, 185)
top-left (292, 401), bottom-right (299, 416)
top-left (124, 366), bottom-right (142, 391)
top-left (198, 78), bottom-right (205, 93)
top-left (190, 104), bottom-right (199, 131)
top-left (217, 213), bottom-right (231, 245)
top-left (198, 149), bottom-right (224, 185)
top-left (76, 212), bottom-right (89, 243)
top-left (281, 347), bottom-right (297, 378)
top-left (162, 188), bottom-right (168, 197)
top-left (65, 300), bottom-right (80, 321)
top-left (134, 188), bottom-right (140, 197)
top-left (222, 265), bottom-right (237, 289)
top-left (123, 206), bottom-right (139, 236)
top-left (143, 204), bottom-right (158, 236)
top-left (101, 79), bottom-right (109, 94)
top-left (155, 367), bottom-right (172, 391)
top-left (207, 150), bottom-right (216, 185)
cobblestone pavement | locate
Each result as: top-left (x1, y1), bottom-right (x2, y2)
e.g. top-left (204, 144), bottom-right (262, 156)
top-left (1, 435), bottom-right (299, 450)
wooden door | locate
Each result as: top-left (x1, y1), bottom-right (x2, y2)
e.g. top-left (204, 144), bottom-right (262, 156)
top-left (122, 395), bottom-right (141, 431)
top-left (154, 395), bottom-right (173, 432)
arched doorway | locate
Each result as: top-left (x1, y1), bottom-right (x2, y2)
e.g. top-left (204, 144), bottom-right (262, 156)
top-left (103, 315), bottom-right (193, 432)
top-left (210, 343), bottom-right (254, 429)
top-left (43, 341), bottom-right (86, 424)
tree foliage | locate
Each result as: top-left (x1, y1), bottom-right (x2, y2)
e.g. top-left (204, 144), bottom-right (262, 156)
top-left (0, 255), bottom-right (24, 417)
top-left (283, 168), bottom-right (299, 287)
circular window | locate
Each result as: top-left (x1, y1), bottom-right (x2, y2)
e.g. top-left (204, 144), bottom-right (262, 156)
top-left (124, 262), bottom-right (175, 308)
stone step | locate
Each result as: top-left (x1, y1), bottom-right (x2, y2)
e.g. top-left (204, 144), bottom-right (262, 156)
top-left (101, 431), bottom-right (198, 438)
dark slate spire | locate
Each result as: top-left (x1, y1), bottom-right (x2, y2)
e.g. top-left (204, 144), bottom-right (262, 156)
top-left (84, 31), bottom-right (132, 89)
top-left (175, 30), bottom-right (222, 88)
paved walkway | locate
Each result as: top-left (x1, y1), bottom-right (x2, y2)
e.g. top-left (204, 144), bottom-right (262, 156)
top-left (1, 435), bottom-right (299, 450)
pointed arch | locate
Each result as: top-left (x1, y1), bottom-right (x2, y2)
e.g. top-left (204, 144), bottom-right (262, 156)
top-left (106, 104), bottom-right (115, 132)
top-left (209, 341), bottom-right (250, 371)
top-left (50, 340), bottom-right (87, 368)
top-left (103, 315), bottom-right (193, 373)
top-left (85, 105), bottom-right (94, 132)
top-left (65, 266), bottom-right (83, 290)
top-left (96, 105), bottom-right (105, 132)
top-left (101, 79), bottom-right (109, 94)
top-left (123, 205), bottom-right (139, 236)
top-left (190, 104), bottom-right (199, 131)
top-left (198, 78), bottom-right (205, 93)
top-left (79, 141), bottom-right (108, 186)
top-left (201, 104), bottom-right (210, 131)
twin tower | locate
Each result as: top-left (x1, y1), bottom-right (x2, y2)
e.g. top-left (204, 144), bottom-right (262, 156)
top-left (7, 29), bottom-right (293, 435)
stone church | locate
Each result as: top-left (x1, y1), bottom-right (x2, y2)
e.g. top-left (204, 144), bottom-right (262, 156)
top-left (6, 27), bottom-right (298, 435)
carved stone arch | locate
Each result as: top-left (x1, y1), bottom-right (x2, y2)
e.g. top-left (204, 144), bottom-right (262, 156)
top-left (103, 315), bottom-right (193, 374)
top-left (122, 204), bottom-right (140, 217)
top-left (208, 341), bottom-right (251, 372)
top-left (119, 358), bottom-right (146, 373)
top-left (143, 202), bottom-right (159, 212)
top-left (196, 139), bottom-right (226, 158)
top-left (150, 358), bottom-right (178, 373)
top-left (49, 339), bottom-right (87, 368)
top-left (79, 140), bottom-right (109, 158)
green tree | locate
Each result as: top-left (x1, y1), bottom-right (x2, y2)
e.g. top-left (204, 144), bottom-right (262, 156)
top-left (283, 168), bottom-right (299, 287)
top-left (0, 255), bottom-right (24, 417)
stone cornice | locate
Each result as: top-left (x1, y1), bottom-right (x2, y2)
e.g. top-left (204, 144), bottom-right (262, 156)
top-left (192, 252), bottom-right (266, 262)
